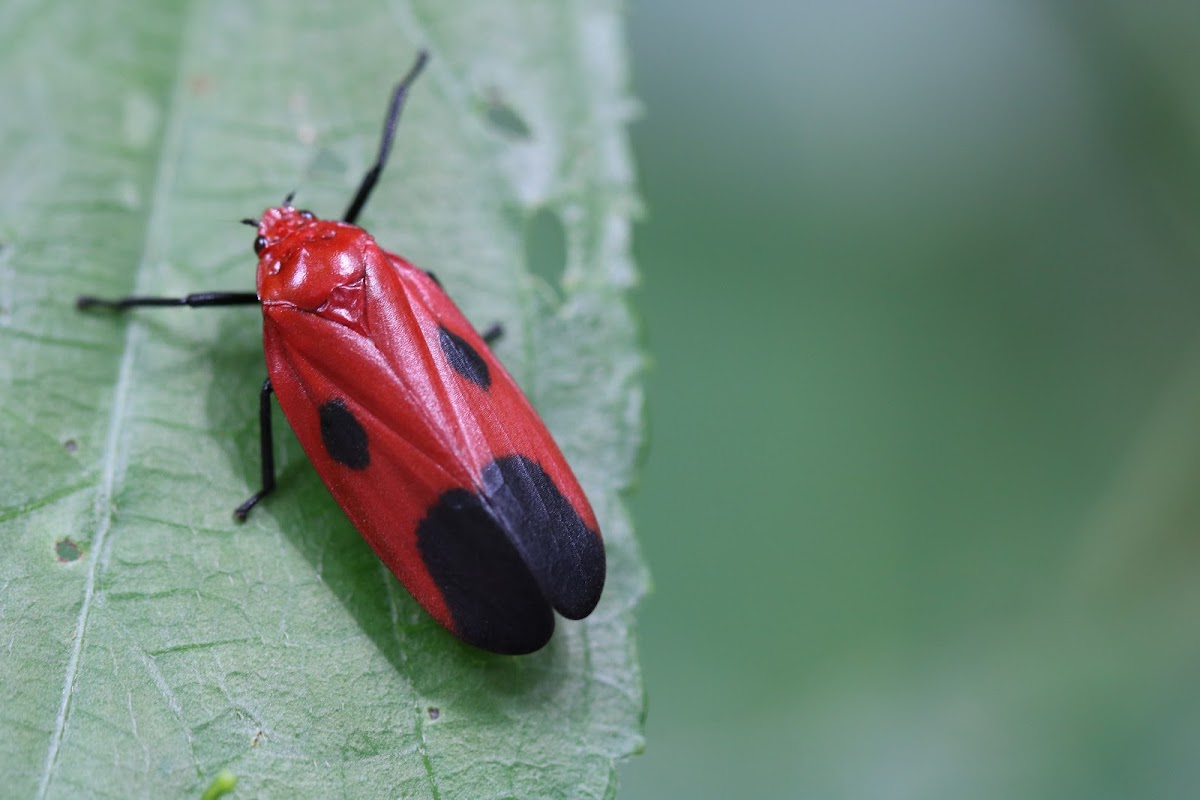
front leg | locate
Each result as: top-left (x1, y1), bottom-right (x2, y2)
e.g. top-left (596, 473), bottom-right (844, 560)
top-left (76, 292), bottom-right (259, 310)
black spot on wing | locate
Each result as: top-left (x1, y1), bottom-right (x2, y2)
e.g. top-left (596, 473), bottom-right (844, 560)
top-left (481, 455), bottom-right (605, 620)
top-left (417, 489), bottom-right (554, 654)
top-left (319, 398), bottom-right (370, 470)
top-left (438, 325), bottom-right (491, 390)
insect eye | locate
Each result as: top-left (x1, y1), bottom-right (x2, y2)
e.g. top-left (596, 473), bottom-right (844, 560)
top-left (298, 209), bottom-right (315, 220)
top-left (254, 235), bottom-right (267, 255)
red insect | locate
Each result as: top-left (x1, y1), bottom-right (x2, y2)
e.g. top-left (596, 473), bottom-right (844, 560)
top-left (77, 52), bottom-right (605, 655)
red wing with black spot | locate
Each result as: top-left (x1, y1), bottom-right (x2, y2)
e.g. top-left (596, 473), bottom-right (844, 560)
top-left (257, 216), bottom-right (604, 654)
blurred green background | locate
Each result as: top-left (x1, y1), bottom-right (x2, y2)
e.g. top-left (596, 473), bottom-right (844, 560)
top-left (620, 2), bottom-right (1200, 797)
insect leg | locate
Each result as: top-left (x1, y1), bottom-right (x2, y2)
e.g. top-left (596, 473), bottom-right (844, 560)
top-left (234, 378), bottom-right (276, 521)
top-left (76, 292), bottom-right (260, 310)
top-left (481, 323), bottom-right (504, 345)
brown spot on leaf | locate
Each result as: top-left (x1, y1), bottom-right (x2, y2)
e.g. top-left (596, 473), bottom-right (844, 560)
top-left (55, 538), bottom-right (82, 562)
top-left (188, 74), bottom-right (213, 95)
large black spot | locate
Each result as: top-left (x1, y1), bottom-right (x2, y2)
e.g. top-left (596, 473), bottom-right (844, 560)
top-left (319, 399), bottom-right (370, 470)
top-left (438, 325), bottom-right (491, 390)
top-left (417, 489), bottom-right (554, 654)
top-left (416, 455), bottom-right (605, 653)
top-left (480, 455), bottom-right (605, 620)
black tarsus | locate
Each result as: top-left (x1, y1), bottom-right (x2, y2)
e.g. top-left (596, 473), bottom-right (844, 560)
top-left (234, 378), bottom-right (276, 521)
top-left (481, 323), bottom-right (504, 346)
top-left (342, 50), bottom-right (430, 225)
top-left (76, 292), bottom-right (259, 310)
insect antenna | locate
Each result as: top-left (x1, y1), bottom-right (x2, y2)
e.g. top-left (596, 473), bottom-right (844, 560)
top-left (342, 50), bottom-right (430, 225)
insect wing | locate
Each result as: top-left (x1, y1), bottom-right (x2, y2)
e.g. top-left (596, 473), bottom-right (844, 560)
top-left (262, 240), bottom-right (603, 653)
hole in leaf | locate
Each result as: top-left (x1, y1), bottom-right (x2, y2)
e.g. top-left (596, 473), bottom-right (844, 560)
top-left (55, 538), bottom-right (82, 563)
top-left (64, 439), bottom-right (78, 453)
top-left (427, 707), bottom-right (440, 721)
top-left (483, 92), bottom-right (532, 140)
top-left (524, 207), bottom-right (567, 289)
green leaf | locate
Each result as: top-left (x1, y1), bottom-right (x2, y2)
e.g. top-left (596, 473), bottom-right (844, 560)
top-left (0, 2), bottom-right (646, 797)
